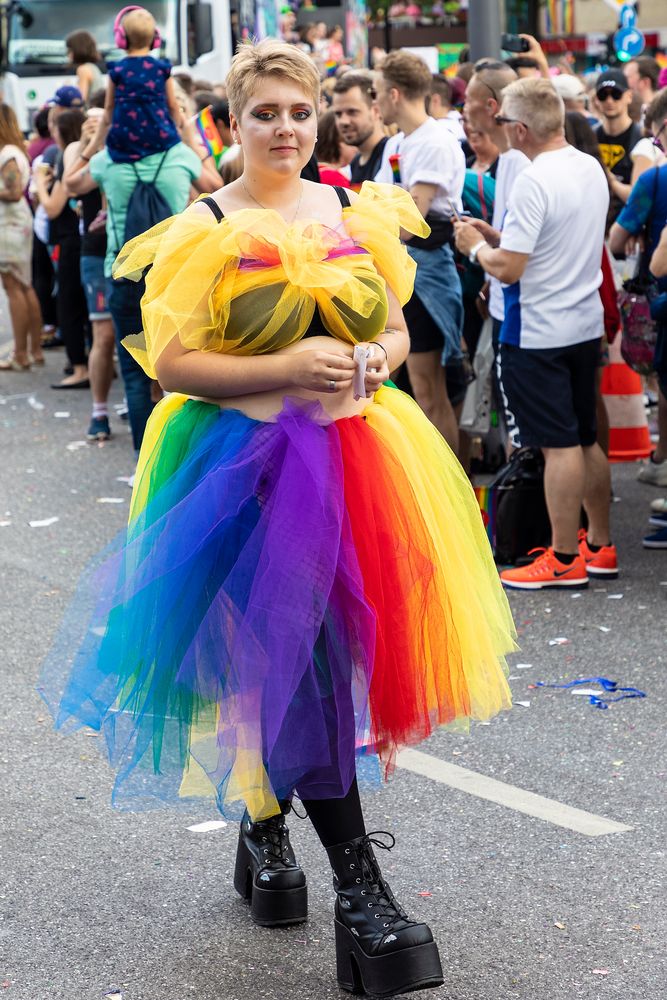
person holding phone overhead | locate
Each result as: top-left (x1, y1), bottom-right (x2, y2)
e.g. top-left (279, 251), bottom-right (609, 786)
top-left (42, 39), bottom-right (515, 999)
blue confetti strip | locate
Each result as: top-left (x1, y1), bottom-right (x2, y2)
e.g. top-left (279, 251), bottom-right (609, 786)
top-left (535, 677), bottom-right (647, 710)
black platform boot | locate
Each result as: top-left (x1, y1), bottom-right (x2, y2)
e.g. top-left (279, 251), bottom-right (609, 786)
top-left (233, 801), bottom-right (307, 926)
top-left (326, 832), bottom-right (443, 997)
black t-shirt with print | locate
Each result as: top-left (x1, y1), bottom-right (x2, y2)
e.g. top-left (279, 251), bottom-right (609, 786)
top-left (596, 121), bottom-right (641, 221)
top-left (349, 137), bottom-right (389, 190)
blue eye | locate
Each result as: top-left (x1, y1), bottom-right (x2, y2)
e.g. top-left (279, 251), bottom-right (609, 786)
top-left (293, 110), bottom-right (311, 120)
top-left (252, 111), bottom-right (274, 121)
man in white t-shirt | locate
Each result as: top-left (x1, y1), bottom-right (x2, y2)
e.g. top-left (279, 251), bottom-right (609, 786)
top-left (374, 50), bottom-right (466, 453)
top-left (463, 61), bottom-right (529, 355)
top-left (455, 78), bottom-right (616, 590)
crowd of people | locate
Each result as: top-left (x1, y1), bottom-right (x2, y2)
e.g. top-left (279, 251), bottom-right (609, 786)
top-left (1, 13), bottom-right (666, 559)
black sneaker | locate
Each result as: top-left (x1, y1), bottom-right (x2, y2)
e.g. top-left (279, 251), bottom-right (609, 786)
top-left (87, 416), bottom-right (111, 441)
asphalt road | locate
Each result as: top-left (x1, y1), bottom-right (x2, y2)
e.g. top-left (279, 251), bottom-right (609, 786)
top-left (1, 354), bottom-right (666, 1000)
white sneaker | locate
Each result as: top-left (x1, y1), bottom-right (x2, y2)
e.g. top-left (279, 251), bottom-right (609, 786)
top-left (650, 496), bottom-right (667, 513)
top-left (637, 456), bottom-right (667, 487)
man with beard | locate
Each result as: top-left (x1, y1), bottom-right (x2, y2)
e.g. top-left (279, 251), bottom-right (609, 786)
top-left (332, 71), bottom-right (388, 190)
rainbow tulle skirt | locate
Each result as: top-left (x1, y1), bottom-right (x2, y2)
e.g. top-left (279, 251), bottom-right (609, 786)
top-left (40, 386), bottom-right (515, 821)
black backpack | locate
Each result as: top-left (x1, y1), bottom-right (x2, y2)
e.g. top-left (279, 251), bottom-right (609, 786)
top-left (491, 447), bottom-right (551, 565)
top-left (111, 152), bottom-right (172, 249)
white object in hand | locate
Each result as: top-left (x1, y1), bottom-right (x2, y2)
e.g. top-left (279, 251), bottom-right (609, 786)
top-left (353, 344), bottom-right (369, 400)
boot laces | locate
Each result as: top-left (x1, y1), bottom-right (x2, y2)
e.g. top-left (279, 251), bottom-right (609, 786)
top-left (254, 813), bottom-right (292, 865)
top-left (357, 832), bottom-right (409, 931)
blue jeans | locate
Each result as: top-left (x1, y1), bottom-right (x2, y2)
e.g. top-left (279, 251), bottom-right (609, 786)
top-left (107, 276), bottom-right (154, 454)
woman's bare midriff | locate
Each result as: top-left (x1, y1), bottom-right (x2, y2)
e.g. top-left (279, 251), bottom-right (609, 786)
top-left (190, 336), bottom-right (373, 422)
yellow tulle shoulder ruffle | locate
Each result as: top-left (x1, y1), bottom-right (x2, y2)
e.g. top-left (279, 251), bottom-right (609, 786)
top-left (113, 182), bottom-right (429, 379)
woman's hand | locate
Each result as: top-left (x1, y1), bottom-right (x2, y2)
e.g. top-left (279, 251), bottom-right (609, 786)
top-left (289, 343), bottom-right (356, 393)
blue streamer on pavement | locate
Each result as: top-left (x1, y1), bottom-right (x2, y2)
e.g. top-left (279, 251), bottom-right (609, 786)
top-left (535, 677), bottom-right (647, 710)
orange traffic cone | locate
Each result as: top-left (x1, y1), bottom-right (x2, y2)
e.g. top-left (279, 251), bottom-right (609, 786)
top-left (601, 333), bottom-right (652, 462)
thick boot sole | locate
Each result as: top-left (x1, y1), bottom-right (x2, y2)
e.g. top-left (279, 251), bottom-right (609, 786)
top-left (233, 837), bottom-right (307, 927)
top-left (335, 919), bottom-right (444, 997)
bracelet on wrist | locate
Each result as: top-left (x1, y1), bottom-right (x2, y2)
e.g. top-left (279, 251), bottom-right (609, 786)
top-left (372, 341), bottom-right (388, 361)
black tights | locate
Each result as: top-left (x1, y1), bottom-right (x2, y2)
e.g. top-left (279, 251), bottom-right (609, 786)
top-left (299, 778), bottom-right (366, 848)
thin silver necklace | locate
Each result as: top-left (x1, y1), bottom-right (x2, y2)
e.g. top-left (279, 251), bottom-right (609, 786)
top-left (240, 178), bottom-right (304, 224)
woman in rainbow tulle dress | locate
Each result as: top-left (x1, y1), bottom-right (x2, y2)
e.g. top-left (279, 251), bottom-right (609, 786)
top-left (41, 40), bottom-right (515, 998)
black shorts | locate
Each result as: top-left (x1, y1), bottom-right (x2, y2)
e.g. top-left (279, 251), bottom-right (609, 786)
top-left (497, 338), bottom-right (600, 449)
top-left (403, 291), bottom-right (468, 406)
top-left (404, 289), bottom-right (444, 354)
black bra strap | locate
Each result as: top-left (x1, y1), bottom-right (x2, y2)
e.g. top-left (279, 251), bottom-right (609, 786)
top-left (200, 195), bottom-right (224, 223)
top-left (333, 185), bottom-right (351, 208)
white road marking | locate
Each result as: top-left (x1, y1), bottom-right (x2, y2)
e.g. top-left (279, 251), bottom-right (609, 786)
top-left (396, 748), bottom-right (632, 837)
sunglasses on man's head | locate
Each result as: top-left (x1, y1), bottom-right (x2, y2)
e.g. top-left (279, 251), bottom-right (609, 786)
top-left (597, 88), bottom-right (624, 101)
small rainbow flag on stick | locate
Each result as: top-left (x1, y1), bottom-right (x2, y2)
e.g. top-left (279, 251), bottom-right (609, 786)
top-left (389, 152), bottom-right (401, 185)
top-left (325, 59), bottom-right (338, 78)
top-left (194, 105), bottom-right (224, 164)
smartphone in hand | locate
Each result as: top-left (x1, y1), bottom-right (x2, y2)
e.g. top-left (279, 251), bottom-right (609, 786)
top-left (501, 33), bottom-right (530, 53)
top-left (447, 197), bottom-right (462, 222)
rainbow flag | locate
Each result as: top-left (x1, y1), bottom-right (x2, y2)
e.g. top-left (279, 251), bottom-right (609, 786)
top-left (561, 0), bottom-right (574, 34)
top-left (325, 59), bottom-right (338, 78)
top-left (389, 153), bottom-right (401, 185)
top-left (195, 105), bottom-right (224, 164)
top-left (474, 485), bottom-right (496, 547)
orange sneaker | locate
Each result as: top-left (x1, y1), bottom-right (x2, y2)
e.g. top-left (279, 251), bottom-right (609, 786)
top-left (500, 547), bottom-right (589, 590)
top-left (578, 531), bottom-right (618, 579)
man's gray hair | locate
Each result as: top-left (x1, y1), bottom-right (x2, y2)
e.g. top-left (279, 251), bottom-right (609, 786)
top-left (502, 77), bottom-right (565, 140)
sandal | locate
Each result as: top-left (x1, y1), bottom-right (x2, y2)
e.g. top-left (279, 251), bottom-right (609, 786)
top-left (30, 356), bottom-right (45, 366)
top-left (0, 357), bottom-right (31, 372)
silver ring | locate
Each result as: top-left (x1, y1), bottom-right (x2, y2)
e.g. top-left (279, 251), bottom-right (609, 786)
top-left (328, 379), bottom-right (336, 392)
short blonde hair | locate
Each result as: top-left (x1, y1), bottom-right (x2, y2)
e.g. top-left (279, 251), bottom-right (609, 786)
top-left (123, 8), bottom-right (157, 50)
top-left (502, 77), bottom-right (565, 140)
top-left (225, 39), bottom-right (320, 119)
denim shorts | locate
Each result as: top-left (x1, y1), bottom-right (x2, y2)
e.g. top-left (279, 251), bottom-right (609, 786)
top-left (80, 254), bottom-right (110, 321)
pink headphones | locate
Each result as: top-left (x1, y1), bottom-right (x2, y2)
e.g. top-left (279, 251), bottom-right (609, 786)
top-left (113, 6), bottom-right (162, 50)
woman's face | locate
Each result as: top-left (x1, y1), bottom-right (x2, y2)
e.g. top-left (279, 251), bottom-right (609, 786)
top-left (232, 76), bottom-right (318, 178)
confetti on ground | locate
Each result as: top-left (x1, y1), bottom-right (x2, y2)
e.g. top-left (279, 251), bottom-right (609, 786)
top-left (0, 521), bottom-right (10, 527)
top-left (597, 626), bottom-right (611, 633)
top-left (97, 497), bottom-right (125, 504)
top-left (116, 475), bottom-right (134, 484)
top-left (515, 663), bottom-right (533, 669)
top-left (608, 594), bottom-right (624, 600)
top-left (187, 820), bottom-right (228, 833)
top-left (571, 689), bottom-right (603, 697)
top-left (28, 517), bottom-right (59, 528)
top-left (104, 991), bottom-right (123, 999)
top-left (554, 921), bottom-right (566, 930)
top-left (548, 638), bottom-right (569, 646)
top-left (571, 593), bottom-right (582, 599)
top-left (515, 700), bottom-right (531, 708)
top-left (53, 411), bottom-right (70, 418)
top-left (417, 891), bottom-right (432, 897)
top-left (592, 969), bottom-right (609, 976)
top-left (638, 605), bottom-right (647, 609)
top-left (27, 396), bottom-right (44, 411)
top-left (66, 440), bottom-right (87, 451)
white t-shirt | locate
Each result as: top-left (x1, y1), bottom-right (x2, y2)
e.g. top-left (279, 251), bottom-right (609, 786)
top-left (499, 145), bottom-right (608, 350)
top-left (488, 147), bottom-right (529, 322)
top-left (375, 116), bottom-right (465, 217)
top-left (436, 111), bottom-right (466, 144)
top-left (631, 136), bottom-right (666, 168)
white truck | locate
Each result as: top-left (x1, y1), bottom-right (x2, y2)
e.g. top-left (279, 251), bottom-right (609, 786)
top-left (1, 0), bottom-right (236, 130)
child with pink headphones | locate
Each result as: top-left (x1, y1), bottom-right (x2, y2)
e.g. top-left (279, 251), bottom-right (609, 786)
top-left (97, 5), bottom-right (185, 162)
